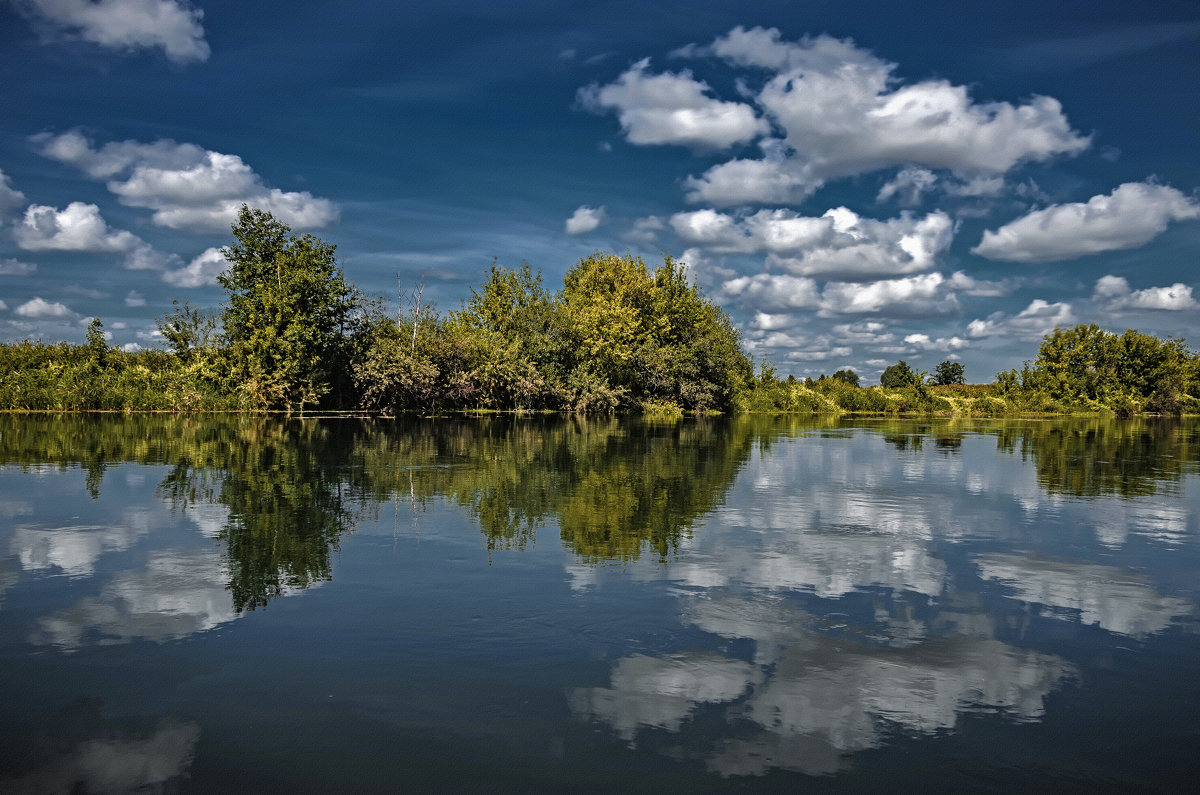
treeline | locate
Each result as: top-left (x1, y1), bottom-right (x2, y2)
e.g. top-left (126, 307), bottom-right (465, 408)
top-left (993, 324), bottom-right (1200, 415)
top-left (1, 206), bottom-right (1197, 416)
top-left (2, 207), bottom-right (750, 414)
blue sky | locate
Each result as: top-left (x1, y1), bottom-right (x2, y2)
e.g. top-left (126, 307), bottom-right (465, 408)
top-left (1, 0), bottom-right (1198, 381)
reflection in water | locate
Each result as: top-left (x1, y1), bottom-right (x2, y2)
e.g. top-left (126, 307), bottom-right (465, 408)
top-left (993, 417), bottom-right (1200, 498)
top-left (348, 416), bottom-right (757, 560)
top-left (0, 414), bottom-right (1198, 785)
top-left (0, 698), bottom-right (199, 793)
top-left (573, 589), bottom-right (1076, 777)
top-left (31, 547), bottom-right (236, 649)
top-left (977, 554), bottom-right (1192, 637)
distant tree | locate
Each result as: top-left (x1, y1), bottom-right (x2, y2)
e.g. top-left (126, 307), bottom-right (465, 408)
top-left (218, 206), bottom-right (356, 411)
top-left (84, 317), bottom-right (109, 365)
top-left (932, 360), bottom-right (965, 385)
top-left (831, 368), bottom-right (860, 387)
top-left (1024, 323), bottom-right (1199, 413)
top-left (157, 299), bottom-right (218, 362)
top-left (880, 360), bottom-right (918, 388)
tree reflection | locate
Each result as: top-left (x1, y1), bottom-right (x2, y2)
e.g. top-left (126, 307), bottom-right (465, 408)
top-left (2, 413), bottom-right (1196, 612)
top-left (993, 417), bottom-right (1199, 498)
top-left (0, 415), bottom-right (355, 612)
top-left (346, 415), bottom-right (757, 561)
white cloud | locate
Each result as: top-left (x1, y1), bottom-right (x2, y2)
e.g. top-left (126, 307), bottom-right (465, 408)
top-left (13, 202), bottom-right (174, 270)
top-left (1092, 275), bottom-right (1196, 311)
top-left (721, 274), bottom-right (820, 313)
top-left (967, 299), bottom-right (1075, 339)
top-left (120, 341), bottom-right (143, 352)
top-left (162, 246), bottom-right (227, 287)
top-left (0, 258), bottom-right (38, 276)
top-left (0, 300), bottom-right (6, 310)
top-left (903, 333), bottom-right (968, 351)
top-left (877, 167), bottom-right (938, 205)
top-left (564, 205), bottom-right (608, 235)
top-left (15, 202), bottom-right (137, 251)
top-left (944, 271), bottom-right (1018, 297)
top-left (15, 297), bottom-right (74, 318)
top-left (671, 207), bottom-right (953, 280)
top-left (32, 130), bottom-right (338, 233)
top-left (624, 215), bottom-right (666, 246)
top-left (13, 0), bottom-right (210, 64)
top-left (832, 320), bottom-right (895, 345)
top-left (973, 182), bottom-right (1200, 262)
top-left (0, 168), bottom-right (26, 213)
top-left (674, 27), bottom-right (1088, 205)
top-left (819, 272), bottom-right (959, 316)
top-left (124, 290), bottom-right (146, 307)
top-left (578, 58), bottom-right (768, 150)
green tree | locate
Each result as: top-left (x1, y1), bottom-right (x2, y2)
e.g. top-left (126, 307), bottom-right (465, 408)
top-left (156, 300), bottom-right (218, 363)
top-left (218, 206), bottom-right (357, 411)
top-left (452, 261), bottom-right (560, 409)
top-left (880, 360), bottom-right (918, 388)
top-left (84, 317), bottom-right (109, 367)
top-left (932, 360), bottom-right (965, 385)
top-left (831, 368), bottom-right (860, 387)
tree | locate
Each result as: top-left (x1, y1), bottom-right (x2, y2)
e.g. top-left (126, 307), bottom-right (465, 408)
top-left (218, 206), bottom-right (356, 411)
top-left (932, 360), bottom-right (965, 385)
top-left (880, 360), bottom-right (918, 388)
top-left (84, 317), bottom-right (109, 366)
top-left (157, 300), bottom-right (218, 363)
top-left (831, 368), bottom-right (860, 387)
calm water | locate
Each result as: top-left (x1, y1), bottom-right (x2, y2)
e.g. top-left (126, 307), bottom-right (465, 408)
top-left (1, 414), bottom-right (1198, 792)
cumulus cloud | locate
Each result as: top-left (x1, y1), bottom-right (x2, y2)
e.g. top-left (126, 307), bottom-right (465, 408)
top-left (903, 333), bottom-right (968, 351)
top-left (721, 274), bottom-right (821, 313)
top-left (0, 258), bottom-right (38, 276)
top-left (624, 215), bottom-right (666, 246)
top-left (671, 27), bottom-right (1089, 205)
top-left (12, 0), bottom-right (210, 63)
top-left (877, 167), bottom-right (938, 205)
top-left (973, 182), bottom-right (1200, 262)
top-left (162, 246), bottom-right (227, 287)
top-left (578, 58), bottom-right (768, 150)
top-left (564, 205), bottom-right (607, 235)
top-left (15, 202), bottom-right (134, 252)
top-left (1092, 275), bottom-right (1196, 311)
top-left (819, 272), bottom-right (959, 316)
top-left (15, 297), bottom-right (74, 318)
top-left (13, 202), bottom-right (174, 270)
top-left (124, 290), bottom-right (145, 307)
top-left (673, 206), bottom-right (953, 280)
top-left (967, 299), bottom-right (1075, 339)
top-left (0, 168), bottom-right (26, 213)
top-left (831, 320), bottom-right (895, 345)
top-left (32, 130), bottom-right (338, 233)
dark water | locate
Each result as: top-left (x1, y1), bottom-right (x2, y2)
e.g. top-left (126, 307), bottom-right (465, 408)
top-left (1, 414), bottom-right (1198, 792)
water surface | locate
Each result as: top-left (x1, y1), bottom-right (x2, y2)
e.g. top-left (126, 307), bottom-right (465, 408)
top-left (1, 414), bottom-right (1198, 791)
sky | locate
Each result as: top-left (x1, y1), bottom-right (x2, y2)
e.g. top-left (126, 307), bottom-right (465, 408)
top-left (1, 0), bottom-right (1198, 382)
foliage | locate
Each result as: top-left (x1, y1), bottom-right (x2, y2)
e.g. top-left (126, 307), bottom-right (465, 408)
top-left (994, 323), bottom-right (1200, 415)
top-left (880, 360), bottom-right (920, 388)
top-left (219, 205), bottom-right (356, 411)
top-left (831, 368), bottom-right (860, 387)
top-left (931, 360), bottom-right (965, 385)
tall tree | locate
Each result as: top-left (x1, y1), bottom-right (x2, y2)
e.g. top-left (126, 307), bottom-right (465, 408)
top-left (218, 206), bottom-right (356, 411)
top-left (932, 360), bottom-right (965, 385)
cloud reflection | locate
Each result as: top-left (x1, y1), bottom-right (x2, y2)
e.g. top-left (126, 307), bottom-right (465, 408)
top-left (572, 593), bottom-right (1074, 777)
top-left (0, 700), bottom-right (200, 794)
top-left (30, 547), bottom-right (238, 650)
top-left (978, 554), bottom-right (1192, 637)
